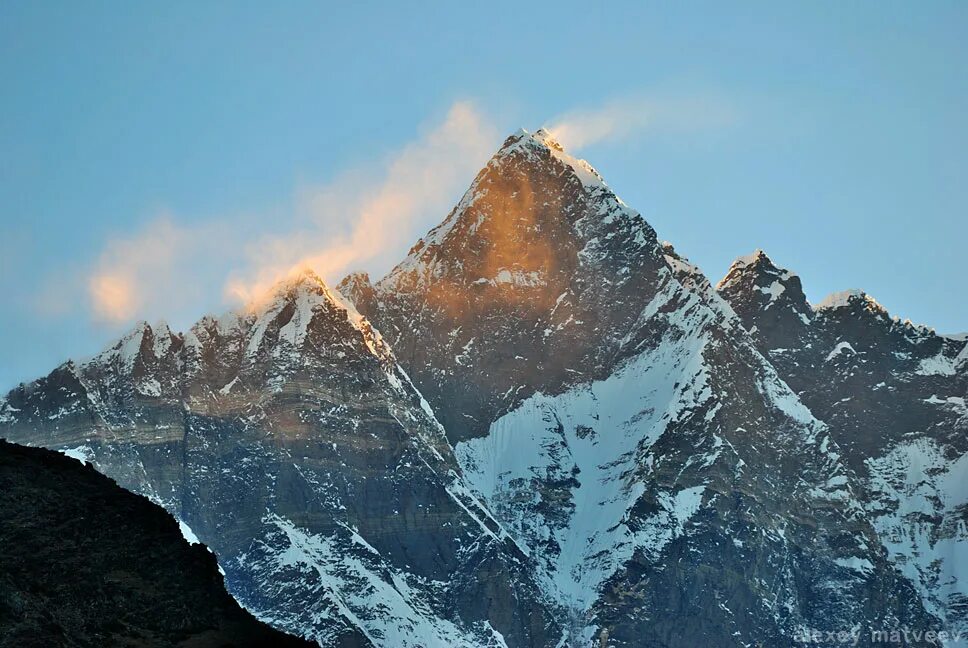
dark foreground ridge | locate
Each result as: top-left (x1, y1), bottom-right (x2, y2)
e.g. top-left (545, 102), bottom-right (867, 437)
top-left (0, 439), bottom-right (316, 648)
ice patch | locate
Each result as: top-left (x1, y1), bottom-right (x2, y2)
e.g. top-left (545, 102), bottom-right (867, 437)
top-left (219, 376), bottom-right (241, 395)
top-left (178, 520), bottom-right (201, 545)
top-left (825, 341), bottom-right (856, 362)
top-left (834, 556), bottom-right (874, 574)
top-left (917, 353), bottom-right (958, 377)
top-left (60, 445), bottom-right (94, 465)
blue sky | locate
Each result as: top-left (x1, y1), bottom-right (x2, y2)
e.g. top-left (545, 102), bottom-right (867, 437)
top-left (1, 1), bottom-right (966, 389)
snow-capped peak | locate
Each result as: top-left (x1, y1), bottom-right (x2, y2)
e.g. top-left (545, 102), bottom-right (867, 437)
top-left (815, 289), bottom-right (888, 315)
top-left (241, 267), bottom-right (381, 355)
top-left (101, 321), bottom-right (150, 368)
top-left (531, 127), bottom-right (564, 151)
top-left (732, 249), bottom-right (771, 270)
top-left (499, 128), bottom-right (606, 189)
top-left (84, 319), bottom-right (171, 372)
top-left (716, 249), bottom-right (789, 287)
top-left (716, 250), bottom-right (814, 327)
top-left (262, 267), bottom-right (329, 298)
top-left (245, 267), bottom-right (366, 323)
top-left (338, 270), bottom-right (372, 288)
top-left (717, 249), bottom-right (799, 291)
top-left (378, 126), bottom-right (652, 293)
top-left (812, 290), bottom-right (942, 339)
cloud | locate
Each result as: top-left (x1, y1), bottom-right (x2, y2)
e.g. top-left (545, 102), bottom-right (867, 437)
top-left (225, 100), bottom-right (499, 306)
top-left (88, 274), bottom-right (137, 322)
top-left (86, 215), bottom-right (244, 324)
top-left (544, 94), bottom-right (736, 150)
top-left (80, 101), bottom-right (500, 323)
top-left (70, 95), bottom-right (732, 327)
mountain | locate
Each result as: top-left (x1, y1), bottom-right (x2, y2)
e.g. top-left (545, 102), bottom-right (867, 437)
top-left (339, 129), bottom-right (938, 646)
top-left (2, 127), bottom-right (961, 647)
top-left (718, 250), bottom-right (968, 635)
top-left (339, 129), bottom-right (667, 445)
top-left (0, 439), bottom-right (314, 648)
top-left (0, 272), bottom-right (557, 647)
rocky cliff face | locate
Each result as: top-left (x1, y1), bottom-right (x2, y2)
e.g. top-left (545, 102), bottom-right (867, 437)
top-left (0, 439), bottom-right (314, 648)
top-left (718, 250), bottom-right (968, 636)
top-left (1, 129), bottom-right (962, 647)
top-left (0, 273), bottom-right (557, 647)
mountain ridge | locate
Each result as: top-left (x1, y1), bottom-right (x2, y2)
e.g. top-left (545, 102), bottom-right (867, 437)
top-left (1, 263), bottom-right (559, 646)
top-left (2, 128), bottom-right (962, 647)
top-left (717, 249), bottom-right (968, 635)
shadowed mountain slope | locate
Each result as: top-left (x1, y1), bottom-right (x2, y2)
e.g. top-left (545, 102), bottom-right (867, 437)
top-left (718, 250), bottom-right (968, 634)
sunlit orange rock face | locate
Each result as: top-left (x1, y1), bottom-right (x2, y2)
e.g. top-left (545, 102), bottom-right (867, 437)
top-left (341, 130), bottom-right (668, 442)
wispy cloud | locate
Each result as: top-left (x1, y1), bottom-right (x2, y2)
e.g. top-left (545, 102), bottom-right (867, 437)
top-left (544, 94), bottom-right (737, 150)
top-left (61, 95), bottom-right (732, 327)
top-left (76, 101), bottom-right (500, 323)
top-left (86, 215), bottom-right (242, 324)
top-left (226, 101), bottom-right (499, 306)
